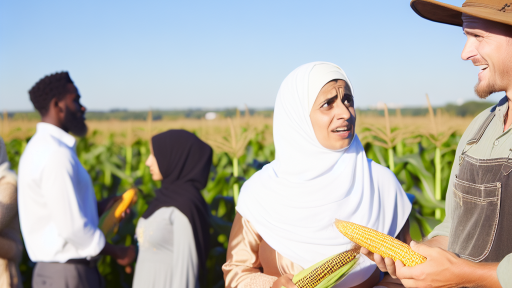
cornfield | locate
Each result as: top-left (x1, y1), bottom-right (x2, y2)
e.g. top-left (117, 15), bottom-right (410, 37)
top-left (1, 99), bottom-right (475, 288)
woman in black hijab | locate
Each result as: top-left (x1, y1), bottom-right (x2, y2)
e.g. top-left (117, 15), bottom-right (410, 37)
top-left (133, 130), bottom-right (212, 288)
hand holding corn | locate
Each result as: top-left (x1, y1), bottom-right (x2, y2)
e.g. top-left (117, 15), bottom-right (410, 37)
top-left (99, 188), bottom-right (138, 240)
top-left (334, 219), bottom-right (426, 267)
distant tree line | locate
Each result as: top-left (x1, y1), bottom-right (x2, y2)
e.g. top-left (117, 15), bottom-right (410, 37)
top-left (2, 101), bottom-right (495, 121)
top-left (357, 101), bottom-right (495, 117)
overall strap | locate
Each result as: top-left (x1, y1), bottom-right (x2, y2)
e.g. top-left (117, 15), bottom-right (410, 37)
top-left (467, 110), bottom-right (496, 145)
top-left (459, 109), bottom-right (496, 165)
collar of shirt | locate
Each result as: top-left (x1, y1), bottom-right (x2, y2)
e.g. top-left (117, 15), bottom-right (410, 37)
top-left (36, 122), bottom-right (76, 149)
top-left (494, 96), bottom-right (509, 132)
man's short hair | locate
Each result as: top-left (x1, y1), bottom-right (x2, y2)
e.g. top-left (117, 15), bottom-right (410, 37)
top-left (29, 72), bottom-right (74, 116)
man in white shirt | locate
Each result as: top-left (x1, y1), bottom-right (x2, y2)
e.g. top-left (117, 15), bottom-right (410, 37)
top-left (18, 72), bottom-right (136, 288)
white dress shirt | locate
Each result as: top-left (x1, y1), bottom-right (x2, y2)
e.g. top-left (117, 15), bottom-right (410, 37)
top-left (18, 123), bottom-right (105, 263)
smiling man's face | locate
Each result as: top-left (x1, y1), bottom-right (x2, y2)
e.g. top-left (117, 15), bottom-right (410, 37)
top-left (462, 14), bottom-right (512, 98)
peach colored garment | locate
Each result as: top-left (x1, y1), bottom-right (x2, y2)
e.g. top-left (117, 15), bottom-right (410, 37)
top-left (223, 213), bottom-right (303, 288)
top-left (223, 214), bottom-right (381, 288)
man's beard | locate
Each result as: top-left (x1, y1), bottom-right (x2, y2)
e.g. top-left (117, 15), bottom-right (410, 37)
top-left (64, 108), bottom-right (88, 137)
top-left (474, 59), bottom-right (512, 99)
top-left (474, 79), bottom-right (500, 99)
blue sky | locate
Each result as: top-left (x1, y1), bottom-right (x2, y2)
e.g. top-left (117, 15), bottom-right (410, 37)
top-left (0, 0), bottom-right (504, 111)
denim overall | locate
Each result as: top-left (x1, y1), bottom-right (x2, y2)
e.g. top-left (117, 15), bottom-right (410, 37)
top-left (449, 110), bottom-right (512, 263)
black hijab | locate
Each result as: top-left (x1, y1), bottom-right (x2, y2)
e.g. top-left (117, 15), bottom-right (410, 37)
top-left (142, 130), bottom-right (212, 284)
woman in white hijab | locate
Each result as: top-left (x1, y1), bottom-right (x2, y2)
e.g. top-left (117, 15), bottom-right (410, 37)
top-left (0, 137), bottom-right (22, 288)
top-left (222, 62), bottom-right (412, 288)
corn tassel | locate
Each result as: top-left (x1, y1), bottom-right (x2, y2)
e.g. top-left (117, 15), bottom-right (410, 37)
top-left (334, 219), bottom-right (426, 267)
top-left (292, 248), bottom-right (359, 288)
top-left (99, 188), bottom-right (138, 240)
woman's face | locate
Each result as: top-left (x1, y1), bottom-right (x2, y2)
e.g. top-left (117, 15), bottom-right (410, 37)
top-left (146, 143), bottom-right (163, 181)
top-left (309, 80), bottom-right (356, 150)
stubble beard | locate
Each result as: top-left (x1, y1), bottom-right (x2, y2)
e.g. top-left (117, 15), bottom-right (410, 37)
top-left (474, 67), bottom-right (512, 99)
top-left (474, 79), bottom-right (499, 99)
top-left (475, 51), bottom-right (512, 99)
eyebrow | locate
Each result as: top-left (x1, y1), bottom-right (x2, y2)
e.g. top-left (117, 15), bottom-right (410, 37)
top-left (463, 28), bottom-right (480, 36)
top-left (320, 95), bottom-right (338, 107)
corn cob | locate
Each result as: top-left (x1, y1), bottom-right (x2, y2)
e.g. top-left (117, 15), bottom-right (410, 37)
top-left (292, 248), bottom-right (359, 288)
top-left (99, 188), bottom-right (138, 240)
top-left (334, 219), bottom-right (426, 267)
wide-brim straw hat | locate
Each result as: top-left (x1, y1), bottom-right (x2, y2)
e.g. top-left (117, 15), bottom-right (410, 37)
top-left (410, 0), bottom-right (512, 27)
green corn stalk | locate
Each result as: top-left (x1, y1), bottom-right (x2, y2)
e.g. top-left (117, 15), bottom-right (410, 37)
top-left (125, 123), bottom-right (133, 179)
top-left (426, 95), bottom-right (444, 220)
top-left (138, 145), bottom-right (148, 175)
top-left (384, 105), bottom-right (395, 171)
top-left (202, 114), bottom-right (253, 206)
top-left (125, 145), bottom-right (132, 176)
top-left (20, 139), bottom-right (27, 155)
top-left (395, 109), bottom-right (405, 158)
top-left (233, 156), bottom-right (240, 204)
top-left (434, 147), bottom-right (442, 219)
top-left (359, 103), bottom-right (410, 172)
top-left (104, 164), bottom-right (112, 192)
top-left (396, 140), bottom-right (404, 157)
top-left (388, 148), bottom-right (395, 172)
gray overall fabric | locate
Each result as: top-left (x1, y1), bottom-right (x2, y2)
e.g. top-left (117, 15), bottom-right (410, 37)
top-left (429, 96), bottom-right (512, 286)
top-left (32, 262), bottom-right (104, 288)
top-left (449, 110), bottom-right (512, 263)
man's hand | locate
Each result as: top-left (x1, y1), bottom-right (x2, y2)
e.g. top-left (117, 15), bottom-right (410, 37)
top-left (361, 236), bottom-right (449, 278)
top-left (101, 243), bottom-right (136, 267)
top-left (97, 196), bottom-right (131, 220)
top-left (397, 241), bottom-right (501, 287)
top-left (97, 196), bottom-right (121, 216)
top-left (272, 274), bottom-right (297, 288)
top-left (115, 245), bottom-right (136, 266)
top-left (396, 241), bottom-right (463, 287)
top-left (365, 241), bottom-right (501, 288)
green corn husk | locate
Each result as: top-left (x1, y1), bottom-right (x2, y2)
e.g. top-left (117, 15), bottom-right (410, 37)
top-left (289, 248), bottom-right (359, 288)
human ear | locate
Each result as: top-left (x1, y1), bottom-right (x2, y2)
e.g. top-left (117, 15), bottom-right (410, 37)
top-left (55, 97), bottom-right (67, 113)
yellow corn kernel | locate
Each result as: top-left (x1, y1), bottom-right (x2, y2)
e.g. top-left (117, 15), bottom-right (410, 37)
top-left (114, 188), bottom-right (137, 219)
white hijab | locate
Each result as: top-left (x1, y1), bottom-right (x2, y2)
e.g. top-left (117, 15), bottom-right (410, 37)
top-left (236, 62), bottom-right (411, 286)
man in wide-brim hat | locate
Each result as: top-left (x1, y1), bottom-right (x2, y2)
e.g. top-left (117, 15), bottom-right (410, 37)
top-left (363, 1), bottom-right (512, 287)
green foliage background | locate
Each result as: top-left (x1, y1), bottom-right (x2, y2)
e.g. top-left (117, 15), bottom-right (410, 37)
top-left (5, 124), bottom-right (458, 288)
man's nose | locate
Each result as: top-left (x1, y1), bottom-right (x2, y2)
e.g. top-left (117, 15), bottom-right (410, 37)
top-left (461, 38), bottom-right (477, 61)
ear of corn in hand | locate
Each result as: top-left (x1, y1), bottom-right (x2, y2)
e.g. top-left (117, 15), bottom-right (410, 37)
top-left (291, 248), bottom-right (359, 288)
top-left (99, 188), bottom-right (138, 240)
top-left (334, 219), bottom-right (426, 267)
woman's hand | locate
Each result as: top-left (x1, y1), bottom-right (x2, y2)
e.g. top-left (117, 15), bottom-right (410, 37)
top-left (271, 274), bottom-right (298, 288)
top-left (361, 247), bottom-right (398, 278)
